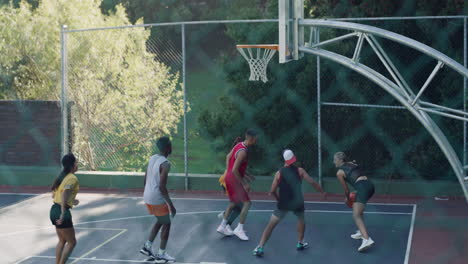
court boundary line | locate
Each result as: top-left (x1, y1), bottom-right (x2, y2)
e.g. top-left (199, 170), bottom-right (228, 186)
top-left (404, 204), bottom-right (417, 264)
top-left (24, 255), bottom-right (226, 264)
top-left (11, 209), bottom-right (413, 264)
top-left (72, 209), bottom-right (413, 226)
top-left (14, 256), bottom-right (32, 264)
top-left (69, 228), bottom-right (128, 264)
top-left (0, 208), bottom-right (413, 234)
top-left (0, 192), bottom-right (416, 206)
top-left (169, 197), bottom-right (416, 207)
top-left (0, 193), bottom-right (43, 212)
top-left (0, 226), bottom-right (127, 238)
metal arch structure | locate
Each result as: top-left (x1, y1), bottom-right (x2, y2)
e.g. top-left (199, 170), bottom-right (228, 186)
top-left (297, 19), bottom-right (468, 202)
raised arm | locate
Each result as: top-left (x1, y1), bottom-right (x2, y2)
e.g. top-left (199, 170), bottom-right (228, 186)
top-left (159, 161), bottom-right (176, 217)
top-left (269, 171), bottom-right (281, 201)
top-left (298, 168), bottom-right (324, 193)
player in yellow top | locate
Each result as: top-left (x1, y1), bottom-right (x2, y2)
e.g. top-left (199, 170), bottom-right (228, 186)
top-left (49, 153), bottom-right (80, 264)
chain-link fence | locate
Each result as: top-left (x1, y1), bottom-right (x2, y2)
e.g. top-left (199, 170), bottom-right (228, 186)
top-left (57, 16), bottom-right (466, 194)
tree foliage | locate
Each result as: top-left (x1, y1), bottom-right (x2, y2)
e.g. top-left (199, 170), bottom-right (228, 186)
top-left (197, 0), bottom-right (465, 179)
top-left (0, 0), bottom-right (184, 170)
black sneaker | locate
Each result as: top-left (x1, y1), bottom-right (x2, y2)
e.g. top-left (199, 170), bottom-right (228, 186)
top-left (296, 241), bottom-right (309, 251)
top-left (140, 246), bottom-right (154, 257)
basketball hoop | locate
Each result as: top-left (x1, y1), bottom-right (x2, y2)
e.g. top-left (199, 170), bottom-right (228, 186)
top-left (236, 44), bottom-right (278, 83)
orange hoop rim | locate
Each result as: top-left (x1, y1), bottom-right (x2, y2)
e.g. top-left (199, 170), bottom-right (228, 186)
top-left (236, 44), bottom-right (279, 50)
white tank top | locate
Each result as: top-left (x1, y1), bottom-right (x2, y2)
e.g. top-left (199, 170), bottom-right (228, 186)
top-left (143, 154), bottom-right (168, 205)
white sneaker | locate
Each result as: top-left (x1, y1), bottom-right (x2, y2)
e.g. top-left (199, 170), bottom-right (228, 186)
top-left (217, 211), bottom-right (224, 219)
top-left (233, 226), bottom-right (249, 241)
top-left (217, 225), bottom-right (234, 236)
top-left (155, 252), bottom-right (175, 263)
top-left (351, 230), bottom-right (363, 240)
top-left (358, 237), bottom-right (375, 252)
top-left (225, 224), bottom-right (234, 234)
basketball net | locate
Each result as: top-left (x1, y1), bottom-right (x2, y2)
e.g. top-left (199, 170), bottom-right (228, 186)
top-left (236, 45), bottom-right (278, 83)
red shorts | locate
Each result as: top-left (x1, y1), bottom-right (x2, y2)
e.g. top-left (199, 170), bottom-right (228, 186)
top-left (225, 175), bottom-right (250, 203)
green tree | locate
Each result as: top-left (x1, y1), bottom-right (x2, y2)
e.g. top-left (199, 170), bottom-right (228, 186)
top-left (0, 0), bottom-right (184, 170)
top-left (197, 0), bottom-right (464, 180)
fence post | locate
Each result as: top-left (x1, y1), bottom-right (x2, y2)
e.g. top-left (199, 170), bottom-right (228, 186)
top-left (182, 24), bottom-right (189, 191)
top-left (316, 28), bottom-right (322, 188)
top-left (61, 25), bottom-right (69, 157)
top-left (464, 17), bottom-right (467, 168)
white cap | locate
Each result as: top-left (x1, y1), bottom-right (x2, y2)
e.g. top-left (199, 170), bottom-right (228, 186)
top-left (283, 149), bottom-right (297, 165)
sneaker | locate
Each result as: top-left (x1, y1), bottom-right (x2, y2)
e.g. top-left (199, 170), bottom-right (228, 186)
top-left (139, 245), bottom-right (154, 257)
top-left (296, 241), bottom-right (309, 251)
top-left (233, 226), bottom-right (249, 241)
top-left (155, 252), bottom-right (176, 263)
top-left (217, 211), bottom-right (224, 219)
top-left (225, 224), bottom-right (234, 234)
top-left (217, 225), bottom-right (234, 236)
top-left (358, 237), bottom-right (375, 252)
top-left (351, 230), bottom-right (363, 240)
top-left (253, 246), bottom-right (264, 257)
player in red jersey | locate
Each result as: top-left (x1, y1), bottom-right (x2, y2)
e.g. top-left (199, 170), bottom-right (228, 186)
top-left (216, 129), bottom-right (258, 241)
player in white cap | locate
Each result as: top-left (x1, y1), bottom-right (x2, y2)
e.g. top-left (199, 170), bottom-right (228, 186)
top-left (253, 149), bottom-right (325, 256)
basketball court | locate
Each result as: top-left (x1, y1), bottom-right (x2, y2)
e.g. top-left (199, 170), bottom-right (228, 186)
top-left (1, 192), bottom-right (416, 264)
top-left (0, 1), bottom-right (467, 264)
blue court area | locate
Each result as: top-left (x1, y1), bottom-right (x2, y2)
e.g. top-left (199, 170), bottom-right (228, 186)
top-left (0, 193), bottom-right (415, 264)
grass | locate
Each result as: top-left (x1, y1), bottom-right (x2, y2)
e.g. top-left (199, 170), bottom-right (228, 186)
top-left (169, 67), bottom-right (232, 174)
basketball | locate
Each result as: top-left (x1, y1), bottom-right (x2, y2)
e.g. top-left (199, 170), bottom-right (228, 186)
top-left (346, 192), bottom-right (357, 208)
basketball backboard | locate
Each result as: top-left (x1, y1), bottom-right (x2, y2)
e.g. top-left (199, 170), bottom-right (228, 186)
top-left (279, 0), bottom-right (304, 63)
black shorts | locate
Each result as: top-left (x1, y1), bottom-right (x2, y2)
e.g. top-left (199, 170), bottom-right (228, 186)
top-left (355, 180), bottom-right (375, 204)
top-left (50, 203), bottom-right (73, 229)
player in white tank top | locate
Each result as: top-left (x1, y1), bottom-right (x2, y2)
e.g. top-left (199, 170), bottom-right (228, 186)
top-left (144, 154), bottom-right (168, 205)
top-left (140, 137), bottom-right (176, 262)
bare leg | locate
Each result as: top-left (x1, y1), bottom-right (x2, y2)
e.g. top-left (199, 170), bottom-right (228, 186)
top-left (223, 202), bottom-right (236, 222)
top-left (149, 221), bottom-right (163, 242)
top-left (55, 229), bottom-right (66, 264)
top-left (159, 223), bottom-right (171, 250)
top-left (297, 217), bottom-right (305, 242)
top-left (352, 202), bottom-right (369, 239)
top-left (238, 201), bottom-right (251, 224)
top-left (58, 227), bottom-right (76, 264)
top-left (258, 215), bottom-right (281, 247)
top-left (227, 203), bottom-right (242, 225)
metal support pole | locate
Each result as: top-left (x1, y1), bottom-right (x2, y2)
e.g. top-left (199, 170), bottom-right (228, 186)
top-left (60, 25), bottom-right (69, 157)
top-left (316, 28), bottom-right (322, 187)
top-left (182, 24), bottom-right (188, 191)
top-left (352, 33), bottom-right (365, 62)
top-left (411, 61), bottom-right (444, 105)
top-left (464, 17), bottom-right (467, 168)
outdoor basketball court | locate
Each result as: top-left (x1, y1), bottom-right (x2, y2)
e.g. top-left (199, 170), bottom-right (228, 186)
top-left (1, 193), bottom-right (415, 264)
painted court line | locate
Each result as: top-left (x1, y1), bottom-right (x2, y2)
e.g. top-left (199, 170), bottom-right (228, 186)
top-left (26, 255), bottom-right (225, 264)
top-left (0, 193), bottom-right (43, 212)
top-left (0, 226), bottom-right (127, 238)
top-left (0, 193), bottom-right (39, 195)
top-left (73, 209), bottom-right (412, 226)
top-left (69, 229), bottom-right (128, 264)
top-left (0, 192), bottom-right (416, 206)
top-left (404, 204), bottom-right (417, 264)
top-left (14, 256), bottom-right (32, 264)
top-left (155, 197), bottom-right (416, 207)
